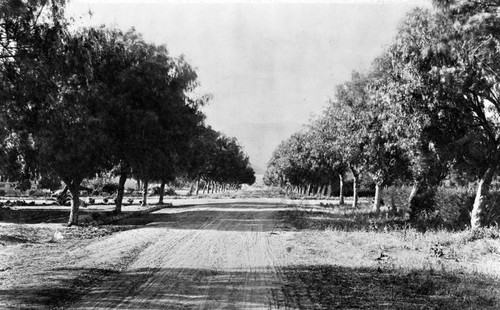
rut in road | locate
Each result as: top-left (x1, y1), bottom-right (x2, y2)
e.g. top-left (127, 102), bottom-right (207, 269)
top-left (71, 204), bottom-right (302, 309)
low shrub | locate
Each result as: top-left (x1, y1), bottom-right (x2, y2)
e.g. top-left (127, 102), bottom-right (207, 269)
top-left (381, 186), bottom-right (476, 231)
top-left (101, 183), bottom-right (119, 195)
top-left (399, 186), bottom-right (500, 231)
top-left (150, 186), bottom-right (177, 196)
top-left (165, 187), bottom-right (176, 196)
top-left (433, 187), bottom-right (474, 230)
top-left (150, 186), bottom-right (162, 195)
top-left (484, 193), bottom-right (500, 227)
top-left (341, 180), bottom-right (375, 197)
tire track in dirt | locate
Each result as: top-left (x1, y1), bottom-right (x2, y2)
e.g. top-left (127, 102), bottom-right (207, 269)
top-left (70, 204), bottom-right (296, 309)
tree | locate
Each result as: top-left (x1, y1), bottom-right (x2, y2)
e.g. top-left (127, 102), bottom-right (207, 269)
top-left (386, 2), bottom-right (500, 228)
top-left (323, 72), bottom-right (372, 208)
top-left (91, 28), bottom-right (205, 210)
top-left (360, 56), bottom-right (413, 213)
top-left (0, 4), bottom-right (117, 225)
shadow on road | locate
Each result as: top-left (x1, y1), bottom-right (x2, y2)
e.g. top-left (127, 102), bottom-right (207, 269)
top-left (3, 264), bottom-right (497, 309)
top-left (116, 209), bottom-right (286, 232)
top-left (116, 204), bottom-right (408, 233)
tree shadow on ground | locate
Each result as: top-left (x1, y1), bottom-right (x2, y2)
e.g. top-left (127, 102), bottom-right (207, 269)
top-left (0, 208), bottom-right (98, 224)
top-left (2, 264), bottom-right (498, 309)
top-left (116, 209), bottom-right (287, 232)
top-left (117, 206), bottom-right (408, 233)
top-left (0, 202), bottom-right (287, 225)
top-left (0, 202), bottom-right (396, 233)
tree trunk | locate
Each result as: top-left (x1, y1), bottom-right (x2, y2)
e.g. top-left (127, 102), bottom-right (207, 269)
top-left (339, 173), bottom-right (345, 205)
top-left (137, 179), bottom-right (141, 191)
top-left (307, 183), bottom-right (312, 196)
top-left (389, 186), bottom-right (397, 215)
top-left (408, 180), bottom-right (419, 206)
top-left (316, 185), bottom-right (323, 197)
top-left (188, 181), bottom-right (195, 196)
top-left (158, 179), bottom-right (166, 204)
top-left (327, 181), bottom-right (332, 197)
top-left (471, 166), bottom-right (497, 229)
top-left (142, 180), bottom-right (149, 206)
top-left (195, 177), bottom-right (201, 195)
top-left (67, 179), bottom-right (82, 226)
top-left (352, 177), bottom-right (359, 208)
top-left (407, 180), bottom-right (423, 220)
top-left (372, 182), bottom-right (383, 213)
top-left (350, 167), bottom-right (359, 208)
top-left (114, 171), bottom-right (128, 214)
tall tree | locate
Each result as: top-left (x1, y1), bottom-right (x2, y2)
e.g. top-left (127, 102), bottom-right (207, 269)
top-left (387, 2), bottom-right (500, 228)
top-left (0, 4), bottom-right (117, 225)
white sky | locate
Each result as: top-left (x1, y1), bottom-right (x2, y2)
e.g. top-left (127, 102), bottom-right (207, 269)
top-left (66, 0), bottom-right (431, 169)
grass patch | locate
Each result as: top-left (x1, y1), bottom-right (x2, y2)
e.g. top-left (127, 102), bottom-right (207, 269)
top-left (276, 203), bottom-right (500, 309)
top-left (277, 203), bottom-right (407, 232)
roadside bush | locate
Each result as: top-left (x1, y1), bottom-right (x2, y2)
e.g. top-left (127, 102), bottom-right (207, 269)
top-left (383, 186), bottom-right (413, 213)
top-left (342, 180), bottom-right (375, 197)
top-left (379, 185), bottom-right (472, 230)
top-left (151, 186), bottom-right (177, 196)
top-left (15, 179), bottom-right (31, 192)
top-left (151, 186), bottom-right (162, 195)
top-left (399, 186), bottom-right (500, 231)
top-left (165, 187), bottom-right (176, 196)
top-left (485, 192), bottom-right (500, 227)
top-left (101, 183), bottom-right (119, 195)
top-left (433, 187), bottom-right (474, 230)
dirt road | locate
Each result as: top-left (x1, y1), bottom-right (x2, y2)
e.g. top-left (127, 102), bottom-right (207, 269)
top-left (71, 203), bottom-right (300, 309)
top-left (4, 200), bottom-right (499, 309)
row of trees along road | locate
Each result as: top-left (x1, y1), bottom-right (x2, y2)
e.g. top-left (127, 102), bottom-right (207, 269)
top-left (264, 0), bottom-right (500, 230)
top-left (0, 0), bottom-right (255, 226)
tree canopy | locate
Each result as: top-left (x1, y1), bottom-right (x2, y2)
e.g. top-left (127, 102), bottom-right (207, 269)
top-left (0, 1), bottom-right (254, 225)
top-left (265, 0), bottom-right (500, 229)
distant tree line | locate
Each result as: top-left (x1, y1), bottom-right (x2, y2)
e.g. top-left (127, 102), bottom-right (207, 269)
top-left (265, 0), bottom-right (500, 230)
top-left (0, 0), bottom-right (255, 225)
